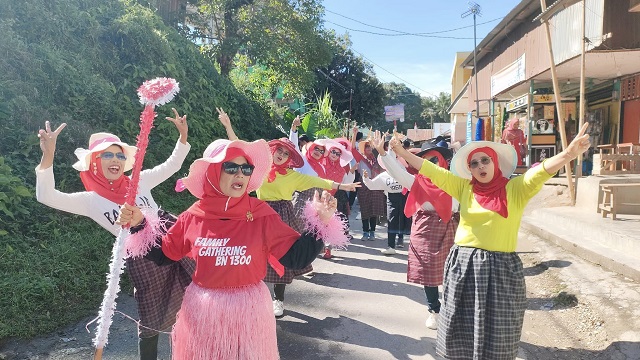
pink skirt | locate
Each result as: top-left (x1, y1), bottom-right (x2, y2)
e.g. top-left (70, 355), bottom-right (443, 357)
top-left (172, 282), bottom-right (279, 360)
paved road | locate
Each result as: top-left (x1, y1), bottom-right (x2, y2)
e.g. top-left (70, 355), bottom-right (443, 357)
top-left (6, 199), bottom-right (640, 359)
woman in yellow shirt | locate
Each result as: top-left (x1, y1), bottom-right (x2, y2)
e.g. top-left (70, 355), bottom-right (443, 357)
top-left (390, 123), bottom-right (591, 360)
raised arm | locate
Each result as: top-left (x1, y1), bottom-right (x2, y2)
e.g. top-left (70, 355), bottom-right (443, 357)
top-left (35, 121), bottom-right (91, 215)
top-left (289, 115), bottom-right (301, 152)
top-left (543, 122), bottom-right (591, 175)
top-left (371, 130), bottom-right (414, 189)
top-left (165, 107), bottom-right (188, 145)
top-left (217, 107), bottom-right (238, 141)
top-left (37, 121), bottom-right (67, 170)
top-left (389, 137), bottom-right (467, 200)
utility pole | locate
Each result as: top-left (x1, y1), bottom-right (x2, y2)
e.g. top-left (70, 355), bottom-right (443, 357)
top-left (462, 2), bottom-right (482, 123)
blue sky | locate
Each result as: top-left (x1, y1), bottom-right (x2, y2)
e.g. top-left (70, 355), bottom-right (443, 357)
top-left (322, 0), bottom-right (522, 98)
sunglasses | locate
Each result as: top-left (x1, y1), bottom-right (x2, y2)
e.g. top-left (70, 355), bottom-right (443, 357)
top-left (276, 147), bottom-right (290, 158)
top-left (99, 151), bottom-right (127, 161)
top-left (313, 146), bottom-right (325, 154)
top-left (222, 162), bottom-right (255, 176)
top-left (469, 156), bottom-right (492, 169)
top-left (330, 150), bottom-right (342, 156)
top-left (428, 156), bottom-right (439, 164)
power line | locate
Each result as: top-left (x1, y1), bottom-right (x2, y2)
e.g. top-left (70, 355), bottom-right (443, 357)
top-left (349, 46), bottom-right (438, 97)
top-left (324, 8), bottom-right (502, 36)
top-left (325, 20), bottom-right (475, 39)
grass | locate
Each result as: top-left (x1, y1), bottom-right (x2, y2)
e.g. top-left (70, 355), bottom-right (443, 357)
top-left (0, 215), bottom-right (133, 340)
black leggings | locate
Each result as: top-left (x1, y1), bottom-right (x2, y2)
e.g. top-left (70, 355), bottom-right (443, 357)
top-left (424, 286), bottom-right (441, 313)
top-left (274, 283), bottom-right (286, 301)
top-left (361, 217), bottom-right (377, 232)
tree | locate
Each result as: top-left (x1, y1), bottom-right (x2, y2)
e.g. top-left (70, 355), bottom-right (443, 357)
top-left (185, 0), bottom-right (333, 93)
top-left (421, 91), bottom-right (452, 128)
top-left (311, 34), bottom-right (385, 129)
top-left (383, 82), bottom-right (425, 133)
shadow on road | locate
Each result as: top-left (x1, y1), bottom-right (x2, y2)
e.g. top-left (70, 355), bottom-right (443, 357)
top-left (523, 259), bottom-right (572, 277)
top-left (520, 340), bottom-right (640, 359)
top-left (336, 256), bottom-right (409, 274)
top-left (298, 272), bottom-right (426, 305)
top-left (278, 310), bottom-right (435, 360)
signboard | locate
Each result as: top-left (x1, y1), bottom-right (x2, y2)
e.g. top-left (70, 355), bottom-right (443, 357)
top-left (506, 94), bottom-right (528, 112)
top-left (466, 112), bottom-right (473, 143)
top-left (384, 104), bottom-right (405, 122)
top-left (491, 54), bottom-right (526, 97)
top-left (533, 94), bottom-right (555, 103)
top-left (531, 145), bottom-right (557, 164)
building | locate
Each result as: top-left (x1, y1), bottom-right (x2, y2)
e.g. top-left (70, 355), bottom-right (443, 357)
top-left (449, 0), bottom-right (640, 167)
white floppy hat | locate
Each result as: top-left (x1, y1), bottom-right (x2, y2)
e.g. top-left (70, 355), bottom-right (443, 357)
top-left (182, 139), bottom-right (272, 199)
top-left (73, 133), bottom-right (137, 172)
top-left (450, 141), bottom-right (517, 179)
top-left (314, 138), bottom-right (353, 167)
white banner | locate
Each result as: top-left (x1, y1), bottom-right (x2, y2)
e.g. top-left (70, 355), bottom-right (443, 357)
top-left (491, 54), bottom-right (526, 97)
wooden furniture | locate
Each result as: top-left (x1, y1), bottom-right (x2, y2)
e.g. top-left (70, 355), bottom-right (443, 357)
top-left (617, 143), bottom-right (640, 172)
top-left (599, 183), bottom-right (640, 220)
top-left (597, 143), bottom-right (640, 175)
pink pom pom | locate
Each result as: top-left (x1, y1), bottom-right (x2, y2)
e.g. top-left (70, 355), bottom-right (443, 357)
top-left (301, 202), bottom-right (350, 249)
top-left (137, 77), bottom-right (180, 107)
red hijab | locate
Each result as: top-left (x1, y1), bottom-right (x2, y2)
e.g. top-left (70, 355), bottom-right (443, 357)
top-left (404, 150), bottom-right (453, 222)
top-left (324, 146), bottom-right (346, 183)
top-left (468, 147), bottom-right (509, 218)
top-left (187, 148), bottom-right (275, 220)
top-left (79, 150), bottom-right (130, 204)
top-left (267, 154), bottom-right (291, 183)
top-left (305, 143), bottom-right (326, 177)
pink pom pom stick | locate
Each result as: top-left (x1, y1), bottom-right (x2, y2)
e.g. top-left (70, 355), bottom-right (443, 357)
top-left (93, 78), bottom-right (179, 359)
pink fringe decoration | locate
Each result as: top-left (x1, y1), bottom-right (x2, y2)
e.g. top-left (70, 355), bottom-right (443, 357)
top-left (124, 208), bottom-right (165, 259)
top-left (301, 202), bottom-right (350, 249)
top-left (172, 282), bottom-right (279, 360)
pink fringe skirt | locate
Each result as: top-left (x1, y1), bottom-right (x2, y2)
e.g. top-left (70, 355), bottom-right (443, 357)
top-left (172, 282), bottom-right (279, 360)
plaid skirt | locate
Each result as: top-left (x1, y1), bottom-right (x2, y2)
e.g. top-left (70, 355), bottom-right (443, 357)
top-left (126, 256), bottom-right (195, 338)
top-left (292, 188), bottom-right (319, 218)
top-left (357, 184), bottom-right (386, 219)
top-left (436, 245), bottom-right (526, 360)
top-left (263, 200), bottom-right (312, 284)
top-left (407, 211), bottom-right (459, 287)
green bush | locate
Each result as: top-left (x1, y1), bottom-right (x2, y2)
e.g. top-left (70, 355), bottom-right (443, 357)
top-left (0, 0), bottom-right (281, 339)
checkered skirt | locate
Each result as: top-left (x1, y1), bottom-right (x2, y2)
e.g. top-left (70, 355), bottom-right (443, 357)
top-left (356, 183), bottom-right (386, 219)
top-left (125, 256), bottom-right (195, 338)
top-left (263, 200), bottom-right (312, 284)
top-left (436, 245), bottom-right (526, 360)
top-left (406, 210), bottom-right (459, 286)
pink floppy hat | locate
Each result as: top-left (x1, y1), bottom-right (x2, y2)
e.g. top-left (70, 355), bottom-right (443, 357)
top-left (182, 139), bottom-right (272, 199)
top-left (73, 133), bottom-right (137, 172)
top-left (314, 138), bottom-right (353, 167)
top-left (268, 138), bottom-right (304, 168)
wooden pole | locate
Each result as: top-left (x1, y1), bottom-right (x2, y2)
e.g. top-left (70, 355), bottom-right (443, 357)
top-left (577, 0), bottom-right (587, 179)
top-left (539, 0), bottom-right (576, 205)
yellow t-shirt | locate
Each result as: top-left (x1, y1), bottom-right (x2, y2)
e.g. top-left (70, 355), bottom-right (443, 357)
top-left (418, 160), bottom-right (554, 252)
top-left (256, 169), bottom-right (333, 201)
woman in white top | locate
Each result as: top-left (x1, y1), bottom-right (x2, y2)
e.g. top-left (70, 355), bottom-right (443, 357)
top-left (35, 110), bottom-right (192, 360)
top-left (372, 131), bottom-right (460, 330)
